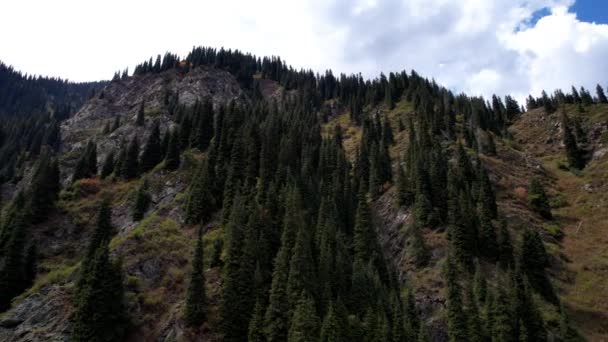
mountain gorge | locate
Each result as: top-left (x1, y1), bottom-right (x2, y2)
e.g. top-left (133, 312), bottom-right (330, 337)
top-left (0, 47), bottom-right (606, 342)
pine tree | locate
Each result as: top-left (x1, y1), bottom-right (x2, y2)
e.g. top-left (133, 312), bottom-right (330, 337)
top-left (320, 302), bottom-right (343, 342)
top-left (220, 194), bottom-right (255, 341)
top-left (72, 199), bottom-right (127, 342)
top-left (519, 229), bottom-right (556, 302)
top-left (409, 222), bottom-right (429, 267)
top-left (131, 180), bottom-right (150, 221)
top-left (139, 121), bottom-right (162, 173)
top-left (497, 222), bottom-right (514, 269)
top-left (100, 151), bottom-right (115, 179)
top-left (445, 256), bottom-right (468, 342)
top-left (24, 242), bottom-right (37, 289)
top-left (136, 101), bottom-right (145, 126)
top-left (71, 245), bottom-right (128, 342)
top-left (559, 303), bottom-right (582, 342)
top-left (248, 298), bottom-right (267, 342)
top-left (287, 294), bottom-right (320, 342)
top-left (120, 136), bottom-right (140, 179)
top-left (184, 228), bottom-right (206, 327)
top-left (28, 155), bottom-right (60, 223)
top-left (528, 177), bottom-right (552, 219)
top-left (184, 158), bottom-right (216, 224)
top-left (164, 128), bottom-right (180, 171)
top-left (353, 187), bottom-right (373, 263)
top-left (563, 118), bottom-right (584, 170)
top-left (0, 214), bottom-right (27, 311)
top-left (265, 189), bottom-right (303, 342)
top-left (596, 84), bottom-right (608, 103)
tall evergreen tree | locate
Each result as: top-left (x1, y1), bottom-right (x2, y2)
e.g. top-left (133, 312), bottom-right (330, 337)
top-left (288, 294), bottom-right (320, 342)
top-left (136, 101), bottom-right (145, 126)
top-left (596, 84), bottom-right (608, 103)
top-left (164, 128), bottom-right (180, 171)
top-left (131, 180), bottom-right (150, 221)
top-left (528, 177), bottom-right (552, 220)
top-left (562, 117), bottom-right (584, 170)
top-left (120, 136), bottom-right (140, 179)
top-left (184, 227), bottom-right (206, 327)
top-left (139, 121), bottom-right (162, 173)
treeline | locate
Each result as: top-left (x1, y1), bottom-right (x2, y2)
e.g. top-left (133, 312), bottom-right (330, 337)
top-left (0, 61), bottom-right (105, 119)
top-left (0, 114), bottom-right (60, 183)
top-left (130, 46), bottom-right (523, 137)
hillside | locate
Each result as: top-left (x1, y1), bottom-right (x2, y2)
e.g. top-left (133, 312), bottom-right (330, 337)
top-left (0, 50), bottom-right (606, 342)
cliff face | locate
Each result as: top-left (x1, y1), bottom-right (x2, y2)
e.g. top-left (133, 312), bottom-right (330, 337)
top-left (60, 66), bottom-right (244, 182)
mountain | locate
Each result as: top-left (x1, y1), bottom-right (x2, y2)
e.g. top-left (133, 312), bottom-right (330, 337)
top-left (0, 61), bottom-right (106, 119)
top-left (0, 48), bottom-right (606, 341)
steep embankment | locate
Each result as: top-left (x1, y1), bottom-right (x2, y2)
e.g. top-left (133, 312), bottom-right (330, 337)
top-left (0, 67), bottom-right (248, 341)
top-left (510, 105), bottom-right (608, 340)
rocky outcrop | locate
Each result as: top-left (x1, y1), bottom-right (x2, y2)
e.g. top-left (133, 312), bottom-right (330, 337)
top-left (59, 66), bottom-right (245, 181)
top-left (0, 285), bottom-right (72, 342)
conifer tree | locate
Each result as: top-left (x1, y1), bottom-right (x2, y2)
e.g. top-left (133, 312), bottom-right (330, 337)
top-left (353, 187), bottom-right (374, 263)
top-left (72, 199), bottom-right (127, 342)
top-left (0, 214), bottom-right (27, 311)
top-left (184, 158), bottom-right (216, 224)
top-left (596, 84), bottom-right (608, 103)
top-left (287, 294), bottom-right (320, 342)
top-left (409, 221), bottom-right (429, 267)
top-left (28, 155), bottom-right (60, 223)
top-left (497, 223), bottom-right (514, 270)
top-left (139, 121), bottom-right (162, 173)
top-left (248, 296), bottom-right (266, 342)
top-left (164, 128), bottom-right (180, 170)
top-left (265, 189), bottom-right (303, 342)
top-left (24, 242), bottom-right (37, 289)
top-left (563, 119), bottom-right (584, 170)
top-left (528, 177), bottom-right (552, 220)
top-left (320, 302), bottom-right (343, 342)
top-left (131, 180), bottom-right (150, 221)
top-left (100, 151), bottom-right (115, 179)
top-left (220, 194), bottom-right (254, 341)
top-left (136, 101), bottom-right (145, 126)
top-left (120, 136), bottom-right (140, 179)
top-left (184, 228), bottom-right (206, 327)
top-left (71, 245), bottom-right (128, 342)
top-left (445, 256), bottom-right (468, 342)
top-left (519, 229), bottom-right (555, 302)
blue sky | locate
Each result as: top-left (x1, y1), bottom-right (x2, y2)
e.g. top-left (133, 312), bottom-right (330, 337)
top-left (571, 0), bottom-right (608, 24)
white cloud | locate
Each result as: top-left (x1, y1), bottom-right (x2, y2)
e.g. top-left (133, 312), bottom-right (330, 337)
top-left (0, 0), bottom-right (606, 104)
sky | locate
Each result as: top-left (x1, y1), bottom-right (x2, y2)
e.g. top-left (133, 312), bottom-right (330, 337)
top-left (1, 0), bottom-right (608, 102)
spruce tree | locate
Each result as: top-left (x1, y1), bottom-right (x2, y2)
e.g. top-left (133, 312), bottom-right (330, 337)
top-left (164, 128), bottom-right (180, 171)
top-left (120, 136), bottom-right (140, 179)
top-left (596, 84), bottom-right (608, 103)
top-left (71, 245), bottom-right (128, 342)
top-left (184, 228), bottom-right (206, 327)
top-left (563, 118), bottom-right (584, 170)
top-left (320, 302), bottom-right (343, 342)
top-left (248, 298), bottom-right (267, 342)
top-left (445, 256), bottom-right (468, 342)
top-left (0, 214), bottom-right (27, 311)
top-left (136, 101), bottom-right (145, 126)
top-left (100, 151), bottom-right (115, 179)
top-left (131, 180), bottom-right (150, 221)
top-left (528, 177), bottom-right (552, 219)
top-left (139, 121), bottom-right (162, 173)
top-left (184, 158), bottom-right (216, 224)
top-left (287, 294), bottom-right (320, 342)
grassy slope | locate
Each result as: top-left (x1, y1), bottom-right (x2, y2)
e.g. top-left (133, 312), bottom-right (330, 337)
top-left (510, 104), bottom-right (608, 340)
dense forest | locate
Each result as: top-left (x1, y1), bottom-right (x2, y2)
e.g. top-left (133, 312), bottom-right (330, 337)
top-left (0, 47), bottom-right (606, 341)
